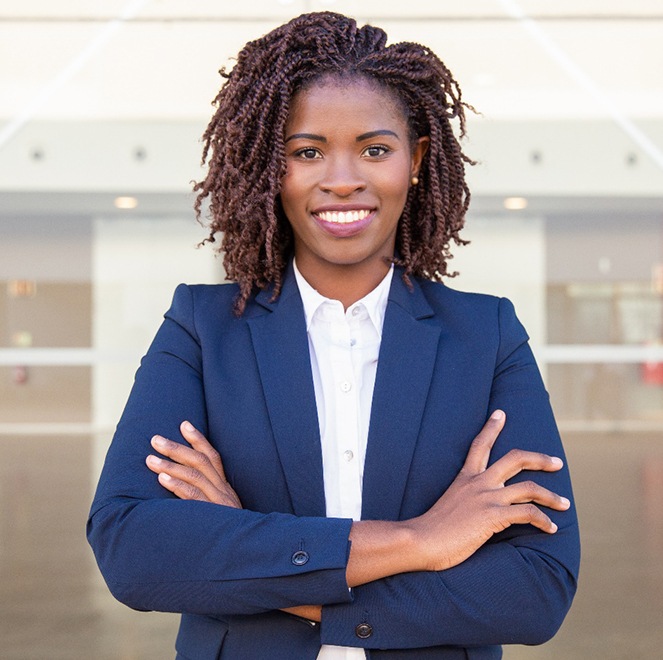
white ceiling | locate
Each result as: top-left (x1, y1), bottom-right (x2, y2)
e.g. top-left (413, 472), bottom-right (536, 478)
top-left (0, 0), bottom-right (662, 128)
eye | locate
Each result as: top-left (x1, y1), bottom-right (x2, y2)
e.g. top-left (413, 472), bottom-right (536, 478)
top-left (295, 147), bottom-right (322, 160)
top-left (363, 145), bottom-right (390, 158)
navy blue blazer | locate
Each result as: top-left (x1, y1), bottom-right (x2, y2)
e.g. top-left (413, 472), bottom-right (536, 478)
top-left (87, 264), bottom-right (580, 659)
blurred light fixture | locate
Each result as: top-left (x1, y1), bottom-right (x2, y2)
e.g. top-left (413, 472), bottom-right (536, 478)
top-left (652, 264), bottom-right (663, 295)
top-left (503, 197), bottom-right (528, 210)
top-left (114, 196), bottom-right (139, 209)
top-left (7, 279), bottom-right (37, 298)
top-left (598, 257), bottom-right (612, 275)
top-left (11, 331), bottom-right (33, 348)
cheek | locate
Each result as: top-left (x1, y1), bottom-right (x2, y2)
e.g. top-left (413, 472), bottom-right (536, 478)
top-left (379, 169), bottom-right (411, 205)
top-left (381, 154), bottom-right (414, 190)
top-left (281, 166), bottom-right (312, 204)
top-left (279, 175), bottom-right (298, 212)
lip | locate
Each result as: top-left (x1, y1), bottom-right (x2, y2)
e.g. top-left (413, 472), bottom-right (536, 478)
top-left (311, 205), bottom-right (377, 238)
top-left (312, 204), bottom-right (376, 213)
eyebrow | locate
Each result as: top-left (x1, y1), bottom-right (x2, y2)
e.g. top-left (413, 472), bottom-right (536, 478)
top-left (356, 130), bottom-right (400, 142)
top-left (284, 133), bottom-right (326, 144)
top-left (284, 129), bottom-right (401, 144)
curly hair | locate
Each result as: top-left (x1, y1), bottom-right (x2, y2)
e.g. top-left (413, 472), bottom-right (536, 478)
top-left (194, 11), bottom-right (474, 315)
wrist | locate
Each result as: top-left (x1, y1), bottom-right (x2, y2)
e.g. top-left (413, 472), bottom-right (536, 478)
top-left (346, 519), bottom-right (422, 587)
top-left (400, 515), bottom-right (450, 572)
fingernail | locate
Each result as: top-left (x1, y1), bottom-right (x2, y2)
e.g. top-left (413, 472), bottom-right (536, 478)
top-left (158, 472), bottom-right (172, 482)
top-left (151, 435), bottom-right (166, 448)
top-left (551, 457), bottom-right (563, 468)
top-left (550, 522), bottom-right (558, 533)
top-left (560, 497), bottom-right (570, 508)
top-left (182, 421), bottom-right (194, 433)
top-left (490, 410), bottom-right (504, 420)
top-left (146, 454), bottom-right (161, 467)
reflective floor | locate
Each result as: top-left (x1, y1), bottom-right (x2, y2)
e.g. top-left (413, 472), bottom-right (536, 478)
top-left (1, 432), bottom-right (662, 659)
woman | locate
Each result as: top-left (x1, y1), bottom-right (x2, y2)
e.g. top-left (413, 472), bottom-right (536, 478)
top-left (88, 12), bottom-right (579, 659)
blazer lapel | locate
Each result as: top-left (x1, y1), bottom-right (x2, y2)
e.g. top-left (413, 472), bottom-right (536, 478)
top-left (246, 267), bottom-right (326, 518)
top-left (361, 274), bottom-right (441, 521)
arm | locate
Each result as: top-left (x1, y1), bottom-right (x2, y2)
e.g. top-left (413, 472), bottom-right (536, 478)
top-left (92, 286), bottom-right (578, 646)
top-left (320, 406), bottom-right (578, 649)
top-left (153, 412), bottom-right (565, 583)
top-left (180, 296), bottom-right (578, 648)
top-left (150, 410), bottom-right (567, 632)
top-left (87, 285), bottom-right (354, 616)
top-left (317, 298), bottom-right (579, 649)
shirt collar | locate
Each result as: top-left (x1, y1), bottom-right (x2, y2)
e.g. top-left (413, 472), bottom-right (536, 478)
top-left (293, 259), bottom-right (393, 337)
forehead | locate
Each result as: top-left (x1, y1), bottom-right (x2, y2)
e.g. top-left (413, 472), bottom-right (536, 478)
top-left (286, 78), bottom-right (408, 132)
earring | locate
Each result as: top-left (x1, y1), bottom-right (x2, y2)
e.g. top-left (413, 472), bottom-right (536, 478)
top-left (411, 176), bottom-right (419, 186)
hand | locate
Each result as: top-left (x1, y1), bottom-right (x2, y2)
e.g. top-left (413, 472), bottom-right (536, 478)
top-left (146, 421), bottom-right (242, 508)
top-left (148, 423), bottom-right (322, 620)
top-left (407, 409), bottom-right (570, 572)
top-left (345, 409), bottom-right (571, 586)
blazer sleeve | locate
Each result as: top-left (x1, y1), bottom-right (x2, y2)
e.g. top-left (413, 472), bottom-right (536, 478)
top-left (86, 284), bottom-right (353, 616)
top-left (319, 297), bottom-right (580, 651)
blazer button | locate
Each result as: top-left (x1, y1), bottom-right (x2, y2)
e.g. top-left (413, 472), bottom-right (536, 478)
top-left (355, 622), bottom-right (373, 639)
top-left (291, 550), bottom-right (309, 566)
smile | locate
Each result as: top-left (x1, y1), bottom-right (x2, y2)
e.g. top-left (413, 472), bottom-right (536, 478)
top-left (314, 209), bottom-right (373, 224)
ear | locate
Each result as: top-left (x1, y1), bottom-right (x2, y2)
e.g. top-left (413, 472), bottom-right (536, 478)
top-left (410, 136), bottom-right (430, 178)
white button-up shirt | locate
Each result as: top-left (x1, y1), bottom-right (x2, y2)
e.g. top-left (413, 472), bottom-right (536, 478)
top-left (293, 260), bottom-right (393, 660)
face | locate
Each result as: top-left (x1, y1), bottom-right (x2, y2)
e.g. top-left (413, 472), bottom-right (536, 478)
top-left (280, 78), bottom-right (428, 291)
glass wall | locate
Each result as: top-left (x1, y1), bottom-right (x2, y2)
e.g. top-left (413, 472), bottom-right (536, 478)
top-left (0, 212), bottom-right (223, 657)
top-left (544, 213), bottom-right (663, 429)
top-left (452, 209), bottom-right (663, 432)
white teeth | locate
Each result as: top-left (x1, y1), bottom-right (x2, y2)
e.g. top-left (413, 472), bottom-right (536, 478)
top-left (317, 209), bottom-right (371, 224)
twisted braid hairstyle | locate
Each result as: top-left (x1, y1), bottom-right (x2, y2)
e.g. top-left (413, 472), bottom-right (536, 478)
top-left (194, 11), bottom-right (474, 315)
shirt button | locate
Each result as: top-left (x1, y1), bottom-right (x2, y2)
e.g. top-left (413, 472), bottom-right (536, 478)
top-left (355, 622), bottom-right (373, 639)
top-left (351, 307), bottom-right (361, 316)
top-left (350, 338), bottom-right (357, 347)
top-left (340, 381), bottom-right (352, 393)
top-left (343, 450), bottom-right (354, 462)
top-left (291, 551), bottom-right (309, 566)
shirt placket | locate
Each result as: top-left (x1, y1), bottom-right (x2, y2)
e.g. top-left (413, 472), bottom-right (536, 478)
top-left (329, 311), bottom-right (362, 521)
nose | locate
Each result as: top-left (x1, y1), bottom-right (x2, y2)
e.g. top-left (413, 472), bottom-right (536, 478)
top-left (319, 155), bottom-right (366, 197)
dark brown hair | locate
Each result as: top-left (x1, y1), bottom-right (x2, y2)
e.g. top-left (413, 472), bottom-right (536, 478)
top-left (194, 11), bottom-right (474, 314)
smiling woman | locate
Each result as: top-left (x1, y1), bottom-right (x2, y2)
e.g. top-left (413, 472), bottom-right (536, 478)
top-left (87, 11), bottom-right (579, 660)
top-left (281, 79), bottom-right (429, 306)
top-left (190, 12), bottom-right (474, 316)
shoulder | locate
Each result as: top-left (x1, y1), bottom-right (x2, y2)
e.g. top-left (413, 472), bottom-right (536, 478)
top-left (162, 282), bottom-right (243, 334)
top-left (173, 282), bottom-right (240, 302)
top-left (414, 278), bottom-right (528, 352)
top-left (416, 277), bottom-right (514, 320)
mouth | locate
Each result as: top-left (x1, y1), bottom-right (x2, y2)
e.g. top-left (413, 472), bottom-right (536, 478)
top-left (313, 208), bottom-right (373, 225)
top-left (311, 207), bottom-right (376, 238)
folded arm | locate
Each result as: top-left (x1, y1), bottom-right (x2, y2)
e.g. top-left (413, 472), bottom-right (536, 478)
top-left (88, 287), bottom-right (579, 649)
top-left (147, 402), bottom-right (576, 648)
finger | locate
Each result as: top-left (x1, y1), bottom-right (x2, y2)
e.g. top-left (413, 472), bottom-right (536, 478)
top-left (500, 480), bottom-right (571, 512)
top-left (146, 454), bottom-right (221, 501)
top-left (155, 471), bottom-right (211, 502)
top-left (488, 448), bottom-right (563, 484)
top-left (505, 502), bottom-right (559, 534)
top-left (179, 421), bottom-right (228, 481)
top-left (462, 410), bottom-right (506, 475)
top-left (151, 434), bottom-right (226, 489)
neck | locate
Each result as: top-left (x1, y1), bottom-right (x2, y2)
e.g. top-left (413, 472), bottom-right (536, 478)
top-left (295, 258), bottom-right (392, 310)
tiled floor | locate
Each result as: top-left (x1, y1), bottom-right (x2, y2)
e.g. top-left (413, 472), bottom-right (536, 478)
top-left (1, 431), bottom-right (661, 659)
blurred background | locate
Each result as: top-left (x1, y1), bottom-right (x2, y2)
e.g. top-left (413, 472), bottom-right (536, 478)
top-left (1, 1), bottom-right (662, 658)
